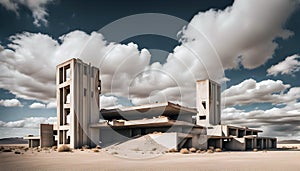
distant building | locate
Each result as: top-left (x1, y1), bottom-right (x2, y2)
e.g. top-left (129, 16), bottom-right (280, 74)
top-left (34, 58), bottom-right (276, 150)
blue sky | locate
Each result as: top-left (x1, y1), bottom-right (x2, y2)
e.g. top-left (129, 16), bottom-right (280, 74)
top-left (0, 0), bottom-right (299, 140)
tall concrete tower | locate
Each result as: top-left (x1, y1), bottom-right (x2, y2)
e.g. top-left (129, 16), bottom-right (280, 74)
top-left (56, 58), bottom-right (101, 148)
top-left (196, 80), bottom-right (221, 126)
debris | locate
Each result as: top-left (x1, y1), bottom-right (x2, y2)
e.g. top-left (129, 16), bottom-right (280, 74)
top-left (189, 147), bottom-right (197, 153)
top-left (58, 145), bottom-right (72, 152)
top-left (180, 148), bottom-right (189, 154)
top-left (215, 148), bottom-right (222, 152)
top-left (207, 149), bottom-right (214, 153)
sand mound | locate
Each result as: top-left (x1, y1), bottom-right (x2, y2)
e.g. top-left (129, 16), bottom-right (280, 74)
top-left (105, 134), bottom-right (168, 159)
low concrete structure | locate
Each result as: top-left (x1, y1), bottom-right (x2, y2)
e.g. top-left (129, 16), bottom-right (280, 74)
top-left (23, 135), bottom-right (40, 148)
top-left (24, 124), bottom-right (58, 148)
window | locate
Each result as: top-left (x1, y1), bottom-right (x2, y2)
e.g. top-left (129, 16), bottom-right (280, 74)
top-left (201, 101), bottom-right (206, 109)
top-left (66, 68), bottom-right (70, 80)
top-left (91, 68), bottom-right (94, 78)
top-left (199, 115), bottom-right (206, 120)
top-left (84, 66), bottom-right (87, 75)
top-left (84, 88), bottom-right (87, 96)
top-left (91, 91), bottom-right (94, 98)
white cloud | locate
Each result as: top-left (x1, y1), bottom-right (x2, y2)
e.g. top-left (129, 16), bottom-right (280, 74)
top-left (222, 79), bottom-right (300, 107)
top-left (29, 102), bottom-right (45, 109)
top-left (0, 98), bottom-right (23, 107)
top-left (0, 117), bottom-right (56, 128)
top-left (46, 101), bottom-right (56, 108)
top-left (0, 31), bottom-right (150, 104)
top-left (222, 102), bottom-right (300, 140)
top-left (0, 0), bottom-right (53, 27)
top-left (0, 0), bottom-right (18, 11)
top-left (0, 0), bottom-right (299, 108)
top-left (118, 0), bottom-right (299, 107)
top-left (267, 54), bottom-right (300, 76)
top-left (180, 0), bottom-right (297, 69)
top-left (100, 95), bottom-right (123, 109)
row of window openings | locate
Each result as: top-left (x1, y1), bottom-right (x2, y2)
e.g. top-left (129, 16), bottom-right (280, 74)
top-left (59, 130), bottom-right (70, 144)
top-left (60, 112), bottom-right (71, 126)
top-left (59, 65), bottom-right (95, 84)
top-left (63, 90), bottom-right (94, 104)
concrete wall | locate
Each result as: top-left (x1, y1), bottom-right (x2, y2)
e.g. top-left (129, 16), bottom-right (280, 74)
top-left (224, 138), bottom-right (245, 151)
top-left (29, 139), bottom-right (40, 148)
top-left (40, 124), bottom-right (55, 147)
top-left (99, 128), bottom-right (131, 147)
top-left (196, 80), bottom-right (221, 126)
top-left (207, 125), bottom-right (222, 136)
top-left (56, 59), bottom-right (100, 148)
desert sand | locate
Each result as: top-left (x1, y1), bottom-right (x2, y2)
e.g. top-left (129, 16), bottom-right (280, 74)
top-left (0, 144), bottom-right (300, 171)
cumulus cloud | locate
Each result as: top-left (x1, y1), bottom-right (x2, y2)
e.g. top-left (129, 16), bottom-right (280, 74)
top-left (0, 31), bottom-right (150, 103)
top-left (0, 98), bottom-right (23, 107)
top-left (222, 79), bottom-right (300, 107)
top-left (100, 95), bottom-right (123, 109)
top-left (0, 0), bottom-right (299, 108)
top-left (0, 117), bottom-right (56, 128)
top-left (267, 54), bottom-right (300, 76)
top-left (222, 102), bottom-right (300, 140)
top-left (29, 102), bottom-right (45, 109)
top-left (113, 0), bottom-right (299, 107)
top-left (0, 0), bottom-right (53, 27)
top-left (180, 0), bottom-right (298, 69)
top-left (46, 101), bottom-right (56, 108)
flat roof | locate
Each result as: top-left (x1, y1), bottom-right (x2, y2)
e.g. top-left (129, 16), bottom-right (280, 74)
top-left (23, 136), bottom-right (40, 140)
top-left (100, 102), bottom-right (197, 120)
top-left (90, 120), bottom-right (205, 129)
top-left (224, 124), bottom-right (263, 132)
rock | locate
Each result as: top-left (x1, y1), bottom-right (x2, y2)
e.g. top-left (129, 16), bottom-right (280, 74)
top-left (168, 148), bottom-right (178, 153)
top-left (2, 148), bottom-right (12, 152)
top-left (207, 149), bottom-right (214, 153)
top-left (58, 145), bottom-right (72, 152)
top-left (93, 148), bottom-right (100, 152)
top-left (215, 148), bottom-right (222, 152)
top-left (180, 148), bottom-right (189, 154)
top-left (14, 151), bottom-right (21, 154)
top-left (189, 147), bottom-right (197, 153)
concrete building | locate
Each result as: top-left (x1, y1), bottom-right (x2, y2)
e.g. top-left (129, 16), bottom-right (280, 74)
top-left (35, 58), bottom-right (276, 150)
top-left (56, 58), bottom-right (101, 148)
top-left (24, 124), bottom-right (56, 148)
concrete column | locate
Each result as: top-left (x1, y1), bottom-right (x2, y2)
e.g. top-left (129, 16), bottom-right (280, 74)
top-left (219, 139), bottom-right (223, 149)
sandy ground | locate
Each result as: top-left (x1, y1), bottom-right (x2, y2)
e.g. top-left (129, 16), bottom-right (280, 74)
top-left (277, 143), bottom-right (300, 149)
top-left (0, 144), bottom-right (300, 171)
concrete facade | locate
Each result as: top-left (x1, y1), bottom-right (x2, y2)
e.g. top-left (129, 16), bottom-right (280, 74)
top-left (196, 80), bottom-right (221, 126)
top-left (40, 124), bottom-right (55, 147)
top-left (56, 58), bottom-right (101, 148)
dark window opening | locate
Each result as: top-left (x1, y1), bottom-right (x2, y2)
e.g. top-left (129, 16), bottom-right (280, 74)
top-left (200, 115), bottom-right (206, 120)
top-left (84, 88), bottom-right (87, 96)
top-left (84, 66), bottom-right (87, 75)
top-left (91, 68), bottom-right (94, 77)
top-left (202, 101), bottom-right (206, 109)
